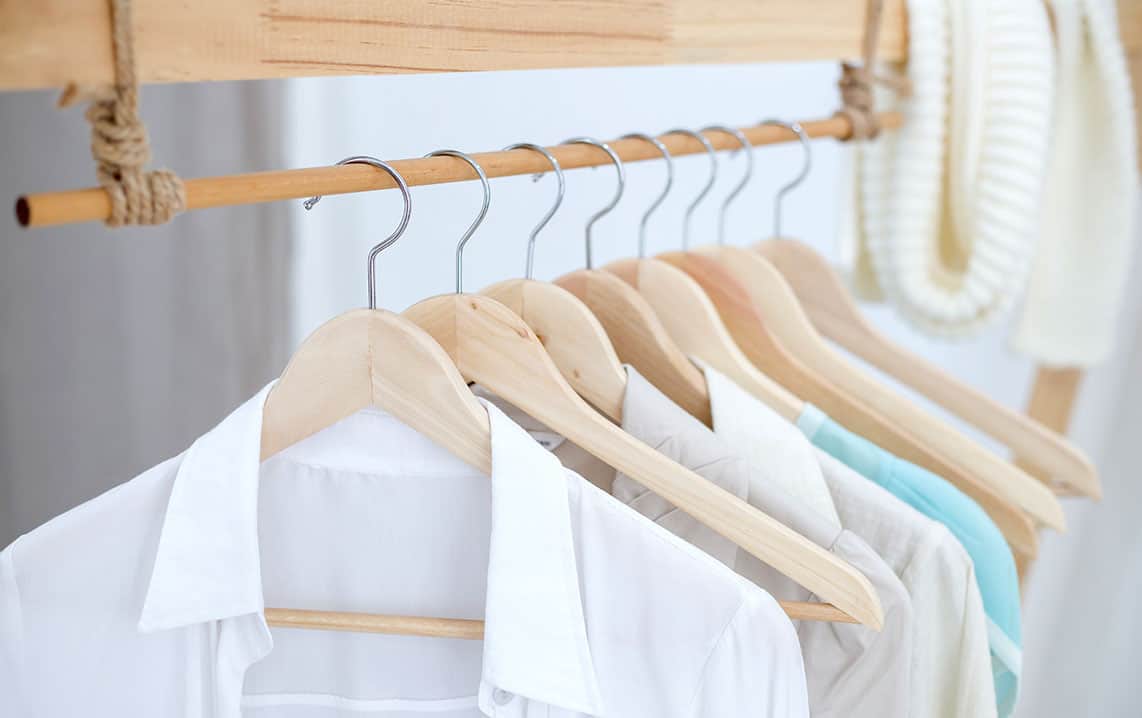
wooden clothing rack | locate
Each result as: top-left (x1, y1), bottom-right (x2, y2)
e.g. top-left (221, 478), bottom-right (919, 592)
top-left (2, 0), bottom-right (1140, 442)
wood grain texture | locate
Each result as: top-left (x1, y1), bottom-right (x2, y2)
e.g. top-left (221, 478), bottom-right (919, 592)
top-left (16, 113), bottom-right (901, 229)
top-left (260, 308), bottom-right (492, 471)
top-left (404, 293), bottom-right (883, 628)
top-left (0, 0), bottom-right (910, 90)
top-left (555, 268), bottom-right (713, 426)
top-left (604, 257), bottom-right (805, 422)
top-left (481, 278), bottom-right (627, 422)
top-left (654, 247), bottom-right (1040, 559)
top-left (694, 245), bottom-right (1065, 531)
top-left (757, 239), bottom-right (1100, 499)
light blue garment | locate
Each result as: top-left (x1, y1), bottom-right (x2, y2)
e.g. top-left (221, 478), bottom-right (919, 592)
top-left (797, 404), bottom-right (1021, 717)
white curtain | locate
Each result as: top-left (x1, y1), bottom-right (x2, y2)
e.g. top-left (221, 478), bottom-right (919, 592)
top-left (0, 80), bottom-right (292, 543)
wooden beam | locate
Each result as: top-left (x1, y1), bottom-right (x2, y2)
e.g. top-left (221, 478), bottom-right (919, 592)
top-left (0, 0), bottom-right (909, 91)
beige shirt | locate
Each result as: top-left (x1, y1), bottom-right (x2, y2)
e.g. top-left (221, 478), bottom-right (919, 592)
top-left (815, 447), bottom-right (998, 718)
top-left (490, 369), bottom-right (913, 718)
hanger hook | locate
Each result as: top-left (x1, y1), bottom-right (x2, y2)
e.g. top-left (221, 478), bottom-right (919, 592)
top-left (664, 129), bottom-right (716, 250)
top-left (302, 155), bottom-right (412, 310)
top-left (701, 125), bottom-right (754, 245)
top-left (758, 118), bottom-right (811, 238)
top-left (504, 143), bottom-right (565, 279)
top-left (560, 137), bottom-right (625, 269)
top-left (424, 149), bottom-right (491, 293)
top-left (620, 133), bottom-right (674, 259)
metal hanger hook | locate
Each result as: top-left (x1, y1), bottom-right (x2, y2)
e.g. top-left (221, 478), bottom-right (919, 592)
top-left (424, 149), bottom-right (491, 293)
top-left (302, 155), bottom-right (412, 310)
top-left (560, 137), bottom-right (625, 269)
top-left (758, 118), bottom-right (811, 238)
top-left (701, 125), bottom-right (754, 245)
top-left (504, 143), bottom-right (565, 279)
top-left (664, 129), bottom-right (716, 250)
top-left (620, 133), bottom-right (674, 259)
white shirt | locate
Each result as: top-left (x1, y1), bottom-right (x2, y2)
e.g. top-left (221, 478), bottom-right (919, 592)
top-left (816, 448), bottom-right (998, 718)
top-left (695, 360), bottom-right (843, 526)
top-left (602, 369), bottom-right (912, 718)
top-left (0, 384), bottom-right (810, 717)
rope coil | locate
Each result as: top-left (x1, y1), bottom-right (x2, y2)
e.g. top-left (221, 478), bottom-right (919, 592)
top-left (61, 0), bottom-right (185, 226)
top-left (835, 0), bottom-right (910, 140)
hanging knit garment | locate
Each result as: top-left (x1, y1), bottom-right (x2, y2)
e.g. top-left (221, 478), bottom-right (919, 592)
top-left (1011, 0), bottom-right (1139, 366)
top-left (839, 0), bottom-right (1055, 338)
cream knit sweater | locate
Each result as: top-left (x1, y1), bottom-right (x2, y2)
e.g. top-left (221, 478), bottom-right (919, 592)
top-left (842, 0), bottom-right (1138, 365)
top-left (1012, 0), bottom-right (1139, 366)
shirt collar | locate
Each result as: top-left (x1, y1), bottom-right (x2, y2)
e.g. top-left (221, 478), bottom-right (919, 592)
top-left (138, 383), bottom-right (603, 716)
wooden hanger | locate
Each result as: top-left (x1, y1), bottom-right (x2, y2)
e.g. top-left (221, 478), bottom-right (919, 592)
top-left (756, 238), bottom-right (1100, 499)
top-left (405, 149), bottom-right (884, 628)
top-left (573, 132), bottom-right (803, 421)
top-left (260, 157), bottom-right (493, 639)
top-left (689, 122), bottom-right (1063, 532)
top-left (480, 143), bottom-right (625, 421)
top-left (645, 127), bottom-right (1040, 556)
top-left (551, 137), bottom-right (712, 425)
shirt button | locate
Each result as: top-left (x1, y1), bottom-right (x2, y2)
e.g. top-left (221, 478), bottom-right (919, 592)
top-left (492, 688), bottom-right (514, 706)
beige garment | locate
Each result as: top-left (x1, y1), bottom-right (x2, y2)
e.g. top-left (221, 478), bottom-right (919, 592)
top-left (815, 448), bottom-right (998, 718)
top-left (488, 369), bottom-right (913, 718)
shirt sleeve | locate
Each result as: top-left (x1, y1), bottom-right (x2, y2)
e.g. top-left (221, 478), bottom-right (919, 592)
top-left (0, 542), bottom-right (26, 714)
top-left (690, 589), bottom-right (810, 718)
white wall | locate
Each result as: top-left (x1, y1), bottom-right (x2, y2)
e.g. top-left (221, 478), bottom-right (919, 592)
top-left (285, 63), bottom-right (1142, 717)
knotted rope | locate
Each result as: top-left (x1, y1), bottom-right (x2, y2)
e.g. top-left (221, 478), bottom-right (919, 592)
top-left (835, 0), bottom-right (910, 140)
top-left (60, 0), bottom-right (185, 226)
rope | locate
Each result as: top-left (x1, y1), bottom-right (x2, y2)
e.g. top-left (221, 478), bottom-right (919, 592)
top-left (835, 0), bottom-right (910, 140)
top-left (60, 0), bottom-right (185, 226)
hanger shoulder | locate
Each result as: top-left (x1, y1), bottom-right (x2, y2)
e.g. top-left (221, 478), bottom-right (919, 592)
top-left (658, 249), bottom-right (1040, 558)
top-left (555, 268), bottom-right (712, 425)
top-left (701, 246), bottom-right (1065, 532)
top-left (261, 308), bottom-right (491, 472)
top-left (605, 257), bottom-right (803, 423)
top-left (482, 278), bottom-right (626, 422)
top-left (757, 239), bottom-right (1100, 499)
top-left (404, 293), bottom-right (883, 628)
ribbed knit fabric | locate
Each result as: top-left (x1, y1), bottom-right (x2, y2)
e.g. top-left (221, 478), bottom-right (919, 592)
top-left (840, 0), bottom-right (1055, 337)
top-left (1012, 0), bottom-right (1140, 366)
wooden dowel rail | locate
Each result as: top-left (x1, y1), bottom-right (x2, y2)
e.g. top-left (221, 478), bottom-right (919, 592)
top-left (263, 599), bottom-right (856, 639)
top-left (14, 111), bottom-right (901, 229)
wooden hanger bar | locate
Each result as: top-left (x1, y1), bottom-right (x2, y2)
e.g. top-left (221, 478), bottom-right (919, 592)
top-left (263, 600), bottom-right (857, 639)
top-left (15, 112), bottom-right (902, 229)
top-left (0, 0), bottom-right (909, 91)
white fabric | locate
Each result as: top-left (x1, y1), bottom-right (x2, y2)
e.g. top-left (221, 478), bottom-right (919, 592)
top-left (0, 385), bottom-right (809, 718)
top-left (840, 0), bottom-right (1054, 337)
top-left (1011, 0), bottom-right (1140, 366)
top-left (606, 369), bottom-right (913, 718)
top-left (694, 359), bottom-right (843, 526)
top-left (816, 448), bottom-right (998, 718)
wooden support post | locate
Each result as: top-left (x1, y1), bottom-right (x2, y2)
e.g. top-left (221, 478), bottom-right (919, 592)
top-left (1016, 366), bottom-right (1084, 585)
